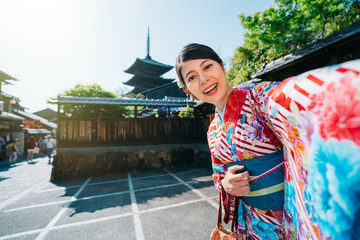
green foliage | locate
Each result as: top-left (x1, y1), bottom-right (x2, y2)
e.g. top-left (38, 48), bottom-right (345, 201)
top-left (227, 0), bottom-right (360, 84)
top-left (61, 84), bottom-right (117, 98)
top-left (57, 84), bottom-right (128, 118)
top-left (179, 107), bottom-right (194, 119)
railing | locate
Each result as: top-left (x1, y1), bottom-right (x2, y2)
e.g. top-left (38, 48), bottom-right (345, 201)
top-left (58, 117), bottom-right (210, 147)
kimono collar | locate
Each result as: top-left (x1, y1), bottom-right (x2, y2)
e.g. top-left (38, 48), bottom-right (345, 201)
top-left (217, 87), bottom-right (247, 123)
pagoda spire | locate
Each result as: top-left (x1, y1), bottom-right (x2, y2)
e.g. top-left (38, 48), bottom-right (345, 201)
top-left (146, 27), bottom-right (151, 59)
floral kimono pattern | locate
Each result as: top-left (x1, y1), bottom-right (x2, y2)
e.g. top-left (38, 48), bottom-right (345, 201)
top-left (209, 59), bottom-right (360, 240)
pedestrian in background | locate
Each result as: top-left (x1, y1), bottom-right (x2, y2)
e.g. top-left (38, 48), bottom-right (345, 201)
top-left (26, 136), bottom-right (37, 164)
top-left (44, 135), bottom-right (55, 164)
top-left (37, 137), bottom-right (45, 157)
top-left (6, 139), bottom-right (18, 165)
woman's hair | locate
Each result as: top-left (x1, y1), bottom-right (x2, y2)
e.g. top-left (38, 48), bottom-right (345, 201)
top-left (175, 43), bottom-right (223, 89)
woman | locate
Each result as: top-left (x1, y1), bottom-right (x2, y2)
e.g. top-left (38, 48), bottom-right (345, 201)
top-left (26, 136), bottom-right (37, 163)
top-left (176, 43), bottom-right (286, 239)
top-left (176, 43), bottom-right (360, 240)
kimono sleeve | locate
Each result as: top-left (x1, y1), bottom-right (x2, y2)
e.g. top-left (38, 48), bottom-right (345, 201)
top-left (211, 153), bottom-right (237, 223)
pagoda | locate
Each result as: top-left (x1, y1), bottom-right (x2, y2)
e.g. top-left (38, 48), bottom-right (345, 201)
top-left (124, 28), bottom-right (185, 99)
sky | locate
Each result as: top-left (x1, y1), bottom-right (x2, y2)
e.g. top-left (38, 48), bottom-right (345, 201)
top-left (0, 0), bottom-right (273, 113)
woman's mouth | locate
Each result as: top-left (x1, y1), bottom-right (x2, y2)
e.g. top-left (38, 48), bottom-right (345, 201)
top-left (203, 84), bottom-right (218, 95)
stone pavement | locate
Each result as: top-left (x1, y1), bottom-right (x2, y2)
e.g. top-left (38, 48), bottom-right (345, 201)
top-left (0, 156), bottom-right (221, 240)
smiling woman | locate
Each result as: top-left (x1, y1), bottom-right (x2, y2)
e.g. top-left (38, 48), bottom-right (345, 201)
top-left (176, 43), bottom-right (286, 239)
top-left (176, 44), bottom-right (234, 111)
top-left (175, 43), bottom-right (360, 239)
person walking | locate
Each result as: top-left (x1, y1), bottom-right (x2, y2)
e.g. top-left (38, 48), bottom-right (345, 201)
top-left (26, 136), bottom-right (37, 164)
top-left (7, 139), bottom-right (18, 165)
top-left (37, 137), bottom-right (45, 157)
top-left (44, 135), bottom-right (55, 164)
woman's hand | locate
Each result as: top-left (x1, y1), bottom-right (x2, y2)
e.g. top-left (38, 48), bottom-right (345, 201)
top-left (221, 165), bottom-right (250, 197)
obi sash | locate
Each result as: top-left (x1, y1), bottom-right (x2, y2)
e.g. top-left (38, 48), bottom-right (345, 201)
top-left (226, 150), bottom-right (284, 210)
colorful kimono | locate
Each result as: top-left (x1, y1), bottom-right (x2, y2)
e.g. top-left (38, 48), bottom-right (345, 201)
top-left (209, 59), bottom-right (360, 239)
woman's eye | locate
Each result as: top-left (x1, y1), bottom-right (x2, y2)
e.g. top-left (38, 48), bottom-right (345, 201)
top-left (204, 64), bottom-right (212, 70)
top-left (188, 75), bottom-right (195, 82)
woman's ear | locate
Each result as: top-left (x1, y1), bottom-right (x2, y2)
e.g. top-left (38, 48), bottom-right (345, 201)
top-left (221, 64), bottom-right (225, 72)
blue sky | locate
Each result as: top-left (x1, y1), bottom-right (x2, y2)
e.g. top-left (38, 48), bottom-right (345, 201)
top-left (0, 0), bottom-right (273, 112)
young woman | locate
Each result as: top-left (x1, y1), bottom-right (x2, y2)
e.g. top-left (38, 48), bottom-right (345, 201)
top-left (26, 136), bottom-right (37, 163)
top-left (175, 43), bottom-right (360, 239)
top-left (176, 43), bottom-right (286, 239)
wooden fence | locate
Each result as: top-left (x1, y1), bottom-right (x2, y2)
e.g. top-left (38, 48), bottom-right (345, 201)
top-left (58, 117), bottom-right (210, 147)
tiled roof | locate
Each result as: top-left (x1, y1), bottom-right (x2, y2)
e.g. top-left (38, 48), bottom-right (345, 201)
top-left (25, 128), bottom-right (51, 134)
top-left (0, 70), bottom-right (18, 84)
top-left (0, 111), bottom-right (24, 121)
top-left (252, 21), bottom-right (360, 79)
top-left (140, 81), bottom-right (177, 94)
top-left (49, 96), bottom-right (196, 108)
top-left (15, 110), bottom-right (57, 129)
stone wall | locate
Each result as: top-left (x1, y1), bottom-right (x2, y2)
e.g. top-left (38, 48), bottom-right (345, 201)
top-left (50, 144), bottom-right (211, 181)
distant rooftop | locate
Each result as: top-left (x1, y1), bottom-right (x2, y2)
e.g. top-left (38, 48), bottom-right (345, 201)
top-left (15, 110), bottom-right (57, 129)
top-left (25, 128), bottom-right (51, 135)
top-left (0, 111), bottom-right (24, 121)
top-left (33, 108), bottom-right (57, 121)
top-left (0, 70), bottom-right (18, 84)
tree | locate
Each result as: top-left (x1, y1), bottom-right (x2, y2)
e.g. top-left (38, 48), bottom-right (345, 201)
top-left (22, 119), bottom-right (42, 129)
top-left (227, 0), bottom-right (360, 85)
top-left (57, 84), bottom-right (127, 118)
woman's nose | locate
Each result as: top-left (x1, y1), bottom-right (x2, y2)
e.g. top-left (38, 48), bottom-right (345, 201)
top-left (199, 73), bottom-right (208, 85)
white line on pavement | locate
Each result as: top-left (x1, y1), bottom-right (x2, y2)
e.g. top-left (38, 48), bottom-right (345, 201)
top-left (164, 168), bottom-right (218, 209)
top-left (0, 177), bottom-right (49, 211)
top-left (139, 197), bottom-right (215, 214)
top-left (5, 199), bottom-right (69, 212)
top-left (0, 192), bottom-right (217, 239)
top-left (128, 172), bottom-right (145, 240)
top-left (0, 229), bottom-right (42, 240)
top-left (5, 182), bottom-right (184, 213)
top-left (34, 178), bottom-right (91, 240)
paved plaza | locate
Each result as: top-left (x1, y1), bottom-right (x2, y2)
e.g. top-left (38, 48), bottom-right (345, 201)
top-left (0, 156), bottom-right (220, 240)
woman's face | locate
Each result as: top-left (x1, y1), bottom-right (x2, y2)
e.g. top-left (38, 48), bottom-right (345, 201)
top-left (181, 59), bottom-right (233, 111)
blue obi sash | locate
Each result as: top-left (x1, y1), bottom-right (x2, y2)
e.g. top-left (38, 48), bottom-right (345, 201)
top-left (226, 150), bottom-right (284, 210)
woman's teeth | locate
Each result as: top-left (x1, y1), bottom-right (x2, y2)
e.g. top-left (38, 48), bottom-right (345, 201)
top-left (204, 84), bottom-right (217, 94)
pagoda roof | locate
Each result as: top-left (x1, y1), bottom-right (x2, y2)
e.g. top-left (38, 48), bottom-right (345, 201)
top-left (140, 81), bottom-right (177, 95)
top-left (129, 87), bottom-right (146, 94)
top-left (124, 56), bottom-right (173, 76)
top-left (124, 71), bottom-right (174, 89)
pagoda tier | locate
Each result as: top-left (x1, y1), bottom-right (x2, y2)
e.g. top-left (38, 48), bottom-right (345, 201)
top-left (129, 86), bottom-right (147, 94)
top-left (124, 56), bottom-right (173, 77)
top-left (124, 71), bottom-right (174, 89)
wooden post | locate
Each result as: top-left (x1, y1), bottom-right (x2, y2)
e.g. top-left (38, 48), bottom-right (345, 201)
top-left (57, 103), bottom-right (61, 146)
top-left (134, 106), bottom-right (138, 141)
top-left (96, 106), bottom-right (101, 144)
